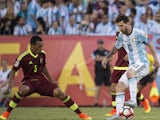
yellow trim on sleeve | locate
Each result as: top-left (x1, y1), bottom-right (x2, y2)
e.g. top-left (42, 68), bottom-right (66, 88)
top-left (17, 51), bottom-right (29, 61)
top-left (41, 50), bottom-right (46, 55)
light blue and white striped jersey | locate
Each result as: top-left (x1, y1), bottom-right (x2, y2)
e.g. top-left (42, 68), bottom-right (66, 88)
top-left (115, 28), bottom-right (150, 66)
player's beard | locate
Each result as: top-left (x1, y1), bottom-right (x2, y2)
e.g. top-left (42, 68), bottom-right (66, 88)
top-left (121, 27), bottom-right (127, 34)
top-left (35, 49), bottom-right (41, 54)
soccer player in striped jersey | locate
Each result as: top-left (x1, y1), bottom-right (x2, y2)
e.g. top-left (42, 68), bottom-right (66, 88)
top-left (105, 36), bottom-right (154, 116)
top-left (0, 35), bottom-right (92, 120)
top-left (102, 15), bottom-right (159, 120)
top-left (105, 32), bottom-right (129, 116)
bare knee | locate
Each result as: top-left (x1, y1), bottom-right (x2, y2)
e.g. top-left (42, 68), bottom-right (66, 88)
top-left (115, 82), bottom-right (127, 93)
top-left (53, 88), bottom-right (66, 100)
top-left (18, 85), bottom-right (30, 96)
top-left (126, 69), bottom-right (136, 78)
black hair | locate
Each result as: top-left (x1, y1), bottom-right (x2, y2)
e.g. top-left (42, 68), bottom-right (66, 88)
top-left (49, 0), bottom-right (56, 5)
top-left (37, 17), bottom-right (46, 31)
top-left (115, 14), bottom-right (129, 23)
top-left (16, 16), bottom-right (23, 22)
top-left (30, 35), bottom-right (43, 45)
top-left (130, 0), bottom-right (136, 6)
top-left (130, 8), bottom-right (137, 16)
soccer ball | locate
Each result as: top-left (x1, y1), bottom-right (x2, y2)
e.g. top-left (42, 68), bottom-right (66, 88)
top-left (119, 106), bottom-right (134, 119)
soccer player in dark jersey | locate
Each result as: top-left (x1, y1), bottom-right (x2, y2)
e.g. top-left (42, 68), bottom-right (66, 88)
top-left (0, 35), bottom-right (92, 120)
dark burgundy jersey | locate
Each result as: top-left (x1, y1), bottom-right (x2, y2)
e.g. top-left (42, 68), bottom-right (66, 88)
top-left (115, 48), bottom-right (129, 67)
top-left (12, 49), bottom-right (46, 81)
top-left (114, 31), bottom-right (129, 67)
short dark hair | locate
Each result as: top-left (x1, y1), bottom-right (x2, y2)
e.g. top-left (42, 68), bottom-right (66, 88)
top-left (115, 14), bottom-right (129, 23)
top-left (30, 35), bottom-right (43, 45)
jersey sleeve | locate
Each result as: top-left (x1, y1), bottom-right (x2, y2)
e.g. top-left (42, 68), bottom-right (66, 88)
top-left (41, 50), bottom-right (46, 65)
top-left (115, 34), bottom-right (123, 49)
top-left (140, 31), bottom-right (150, 45)
top-left (12, 51), bottom-right (28, 71)
top-left (12, 58), bottom-right (22, 71)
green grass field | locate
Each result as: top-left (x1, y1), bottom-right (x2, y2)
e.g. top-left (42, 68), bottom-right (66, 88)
top-left (0, 107), bottom-right (159, 120)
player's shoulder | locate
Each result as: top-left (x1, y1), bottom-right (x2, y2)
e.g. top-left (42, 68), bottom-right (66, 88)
top-left (17, 50), bottom-right (30, 61)
top-left (133, 28), bottom-right (147, 36)
top-left (40, 50), bottom-right (46, 55)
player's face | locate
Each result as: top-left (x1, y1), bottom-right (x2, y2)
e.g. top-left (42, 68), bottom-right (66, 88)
top-left (117, 21), bottom-right (128, 34)
top-left (98, 43), bottom-right (104, 49)
top-left (33, 41), bottom-right (43, 54)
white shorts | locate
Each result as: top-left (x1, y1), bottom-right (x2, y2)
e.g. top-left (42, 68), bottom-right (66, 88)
top-left (119, 63), bottom-right (149, 87)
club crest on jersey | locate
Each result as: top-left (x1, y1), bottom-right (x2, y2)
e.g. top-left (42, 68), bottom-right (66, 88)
top-left (14, 60), bottom-right (20, 67)
top-left (40, 58), bottom-right (43, 64)
top-left (29, 61), bottom-right (33, 64)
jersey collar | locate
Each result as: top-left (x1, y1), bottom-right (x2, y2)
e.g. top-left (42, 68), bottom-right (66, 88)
top-left (28, 49), bottom-right (38, 58)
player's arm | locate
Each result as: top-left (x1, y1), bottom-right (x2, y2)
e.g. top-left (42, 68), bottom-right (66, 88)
top-left (123, 55), bottom-right (128, 61)
top-left (43, 66), bottom-right (57, 84)
top-left (147, 42), bottom-right (160, 68)
top-left (7, 70), bottom-right (16, 92)
top-left (102, 46), bottom-right (118, 68)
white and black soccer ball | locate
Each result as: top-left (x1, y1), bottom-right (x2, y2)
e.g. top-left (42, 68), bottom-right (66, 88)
top-left (119, 106), bottom-right (134, 119)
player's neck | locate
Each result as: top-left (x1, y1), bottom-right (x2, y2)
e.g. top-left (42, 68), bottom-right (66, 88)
top-left (30, 48), bottom-right (37, 55)
top-left (98, 48), bottom-right (104, 51)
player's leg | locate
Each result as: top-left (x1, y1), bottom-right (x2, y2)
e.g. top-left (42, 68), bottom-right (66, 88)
top-left (0, 81), bottom-right (35, 120)
top-left (0, 86), bottom-right (8, 103)
top-left (125, 63), bottom-right (149, 107)
top-left (125, 68), bottom-right (138, 107)
top-left (37, 79), bottom-right (92, 120)
top-left (94, 71), bottom-right (103, 106)
top-left (137, 74), bottom-right (155, 113)
top-left (105, 70), bottom-right (125, 116)
top-left (105, 83), bottom-right (117, 116)
top-left (94, 86), bottom-right (101, 106)
top-left (53, 88), bottom-right (91, 119)
top-left (107, 73), bottom-right (128, 120)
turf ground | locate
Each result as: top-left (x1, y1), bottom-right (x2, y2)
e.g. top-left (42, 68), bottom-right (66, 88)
top-left (0, 107), bottom-right (159, 120)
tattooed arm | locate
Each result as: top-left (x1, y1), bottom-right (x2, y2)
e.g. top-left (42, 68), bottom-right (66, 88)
top-left (102, 46), bottom-right (118, 68)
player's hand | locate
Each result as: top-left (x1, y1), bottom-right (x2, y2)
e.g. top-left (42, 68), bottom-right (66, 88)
top-left (51, 80), bottom-right (59, 84)
top-left (102, 57), bottom-right (108, 69)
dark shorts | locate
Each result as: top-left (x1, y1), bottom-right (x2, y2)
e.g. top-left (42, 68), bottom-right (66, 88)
top-left (95, 70), bottom-right (111, 86)
top-left (21, 78), bottom-right (58, 97)
top-left (110, 70), bottom-right (126, 83)
top-left (139, 69), bottom-right (158, 86)
top-left (139, 73), bottom-right (154, 86)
